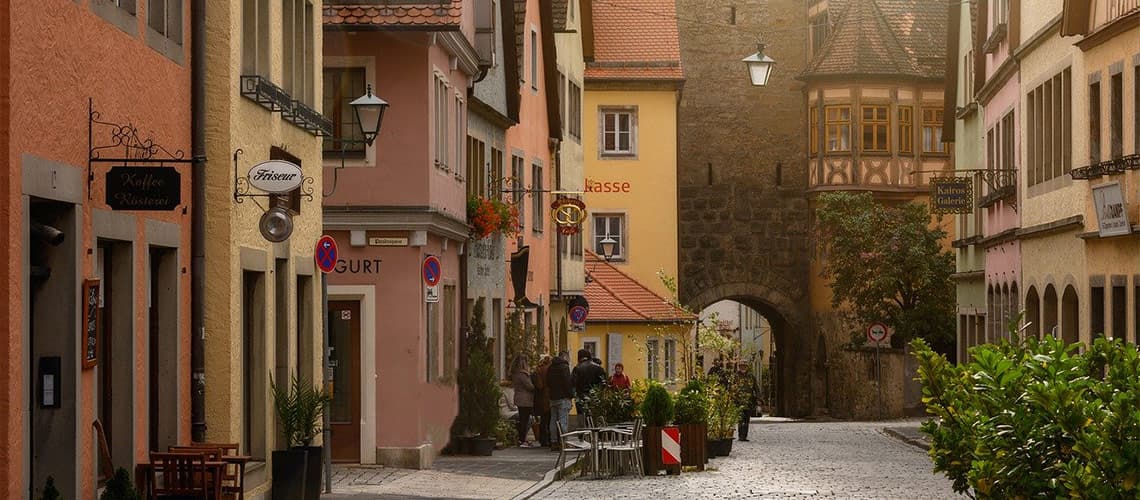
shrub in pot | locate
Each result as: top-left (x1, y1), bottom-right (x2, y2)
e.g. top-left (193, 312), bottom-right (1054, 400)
top-left (588, 384), bottom-right (635, 424)
top-left (271, 374), bottom-right (331, 500)
top-left (640, 383), bottom-right (676, 475)
top-left (673, 379), bottom-right (709, 469)
top-left (455, 302), bottom-right (502, 455)
top-left (100, 467), bottom-right (140, 500)
top-left (705, 380), bottom-right (740, 457)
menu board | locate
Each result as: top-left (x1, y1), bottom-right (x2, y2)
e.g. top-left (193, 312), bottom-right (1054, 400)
top-left (82, 279), bottom-right (101, 369)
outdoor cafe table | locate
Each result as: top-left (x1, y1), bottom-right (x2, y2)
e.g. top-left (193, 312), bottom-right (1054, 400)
top-left (579, 424), bottom-right (634, 479)
top-left (134, 456), bottom-right (249, 499)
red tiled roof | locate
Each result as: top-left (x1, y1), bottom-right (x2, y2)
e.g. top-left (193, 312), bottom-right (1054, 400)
top-left (324, 3), bottom-right (461, 28)
top-left (584, 0), bottom-right (684, 81)
top-left (801, 0), bottom-right (946, 80)
top-left (584, 252), bottom-right (694, 323)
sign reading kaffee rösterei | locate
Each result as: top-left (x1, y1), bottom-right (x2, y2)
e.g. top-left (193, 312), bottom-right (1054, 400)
top-left (247, 160), bottom-right (303, 193)
top-left (105, 166), bottom-right (182, 211)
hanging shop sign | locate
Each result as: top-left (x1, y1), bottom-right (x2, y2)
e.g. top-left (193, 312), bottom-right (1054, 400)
top-left (1092, 183), bottom-right (1130, 237)
top-left (104, 166), bottom-right (182, 211)
top-left (247, 160), bottom-right (304, 193)
top-left (551, 197), bottom-right (587, 235)
top-left (82, 279), bottom-right (101, 369)
top-left (930, 177), bottom-right (973, 214)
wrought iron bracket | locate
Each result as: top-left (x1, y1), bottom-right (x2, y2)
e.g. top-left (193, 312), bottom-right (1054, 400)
top-left (88, 98), bottom-right (193, 199)
top-left (493, 175), bottom-right (582, 206)
top-left (1070, 154), bottom-right (1140, 180)
top-left (912, 168), bottom-right (1018, 211)
top-left (322, 139), bottom-right (373, 198)
top-left (232, 149), bottom-right (315, 204)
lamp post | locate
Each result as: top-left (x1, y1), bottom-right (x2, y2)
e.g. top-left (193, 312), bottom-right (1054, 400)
top-left (742, 41), bottom-right (776, 86)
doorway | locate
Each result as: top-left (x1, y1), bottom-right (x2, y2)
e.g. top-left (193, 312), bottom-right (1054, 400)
top-left (328, 300), bottom-right (361, 462)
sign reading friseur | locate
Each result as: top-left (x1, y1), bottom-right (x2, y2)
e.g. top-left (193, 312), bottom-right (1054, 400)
top-left (247, 160), bottom-right (303, 194)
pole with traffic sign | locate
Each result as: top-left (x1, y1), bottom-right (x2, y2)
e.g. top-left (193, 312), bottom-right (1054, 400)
top-left (867, 323), bottom-right (888, 421)
top-left (316, 235), bottom-right (338, 493)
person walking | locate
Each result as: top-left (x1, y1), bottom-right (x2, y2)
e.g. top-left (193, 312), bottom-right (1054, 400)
top-left (734, 362), bottom-right (760, 441)
top-left (547, 351), bottom-right (573, 450)
top-left (570, 349), bottom-right (607, 418)
top-left (534, 354), bottom-right (553, 447)
top-left (511, 356), bottom-right (536, 447)
top-left (609, 362), bottom-right (631, 390)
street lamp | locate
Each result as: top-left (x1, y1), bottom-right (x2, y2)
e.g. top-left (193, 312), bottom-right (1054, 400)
top-left (350, 84), bottom-right (389, 146)
top-left (599, 236), bottom-right (618, 262)
top-left (742, 41), bottom-right (776, 86)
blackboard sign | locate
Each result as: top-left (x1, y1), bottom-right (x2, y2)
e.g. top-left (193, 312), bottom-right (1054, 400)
top-left (930, 177), bottom-right (974, 214)
top-left (105, 166), bottom-right (182, 211)
top-left (82, 279), bottom-right (100, 369)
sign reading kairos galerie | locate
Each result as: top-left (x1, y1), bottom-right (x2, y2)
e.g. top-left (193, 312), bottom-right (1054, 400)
top-left (247, 160), bottom-right (303, 194)
top-left (1092, 183), bottom-right (1130, 237)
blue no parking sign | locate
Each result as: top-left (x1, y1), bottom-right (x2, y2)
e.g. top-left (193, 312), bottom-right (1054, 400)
top-left (315, 235), bottom-right (338, 274)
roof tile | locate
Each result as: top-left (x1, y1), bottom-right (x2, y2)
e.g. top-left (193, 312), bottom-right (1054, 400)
top-left (584, 252), bottom-right (694, 323)
top-left (585, 0), bottom-right (685, 82)
top-left (801, 0), bottom-right (946, 80)
top-left (323, 2), bottom-right (462, 28)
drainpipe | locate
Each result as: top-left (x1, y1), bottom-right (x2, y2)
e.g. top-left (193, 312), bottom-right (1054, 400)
top-left (552, 139), bottom-right (563, 299)
top-left (190, 0), bottom-right (207, 442)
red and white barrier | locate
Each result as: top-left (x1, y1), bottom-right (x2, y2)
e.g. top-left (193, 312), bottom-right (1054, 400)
top-left (661, 427), bottom-right (680, 465)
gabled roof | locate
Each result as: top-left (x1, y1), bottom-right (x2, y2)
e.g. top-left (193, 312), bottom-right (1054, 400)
top-left (324, 2), bottom-right (462, 29)
top-left (800, 0), bottom-right (946, 80)
top-left (584, 252), bottom-right (694, 323)
top-left (584, 0), bottom-right (683, 82)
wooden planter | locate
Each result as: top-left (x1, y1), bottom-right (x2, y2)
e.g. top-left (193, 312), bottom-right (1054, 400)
top-left (678, 423), bottom-right (707, 470)
top-left (642, 425), bottom-right (682, 475)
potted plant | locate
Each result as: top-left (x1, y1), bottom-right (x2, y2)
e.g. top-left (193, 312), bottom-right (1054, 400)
top-left (289, 375), bottom-right (331, 500)
top-left (639, 383), bottom-right (676, 475)
top-left (100, 467), bottom-right (140, 500)
top-left (455, 299), bottom-right (503, 455)
top-left (271, 374), bottom-right (309, 499)
top-left (588, 384), bottom-right (635, 424)
top-left (467, 195), bottom-right (519, 240)
top-left (705, 380), bottom-right (740, 457)
top-left (673, 379), bottom-right (709, 469)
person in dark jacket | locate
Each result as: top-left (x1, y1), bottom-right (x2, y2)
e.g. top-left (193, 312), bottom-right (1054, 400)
top-left (570, 349), bottom-right (607, 417)
top-left (533, 354), bottom-right (553, 447)
top-left (546, 351), bottom-right (573, 450)
top-left (733, 362), bottom-right (761, 441)
top-left (511, 356), bottom-right (536, 446)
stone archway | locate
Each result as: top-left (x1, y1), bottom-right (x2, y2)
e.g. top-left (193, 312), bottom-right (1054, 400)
top-left (687, 282), bottom-right (811, 417)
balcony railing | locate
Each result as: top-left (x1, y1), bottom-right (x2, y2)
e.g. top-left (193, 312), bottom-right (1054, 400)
top-left (1070, 154), bottom-right (1140, 180)
top-left (240, 75), bottom-right (334, 137)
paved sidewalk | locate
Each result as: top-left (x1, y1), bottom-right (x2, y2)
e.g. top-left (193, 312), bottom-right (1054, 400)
top-left (323, 446), bottom-right (561, 499)
top-left (881, 418), bottom-right (933, 451)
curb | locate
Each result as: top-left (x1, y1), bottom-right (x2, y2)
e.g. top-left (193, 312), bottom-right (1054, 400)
top-left (881, 428), bottom-right (930, 451)
top-left (511, 455), bottom-right (581, 499)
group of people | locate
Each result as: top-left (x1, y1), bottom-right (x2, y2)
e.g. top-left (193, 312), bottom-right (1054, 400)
top-left (511, 349), bottom-right (631, 450)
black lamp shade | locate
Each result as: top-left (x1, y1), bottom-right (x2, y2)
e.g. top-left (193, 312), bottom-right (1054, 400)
top-left (350, 84), bottom-right (389, 146)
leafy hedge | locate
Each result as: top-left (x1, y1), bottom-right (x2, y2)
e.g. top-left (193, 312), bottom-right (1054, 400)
top-left (913, 334), bottom-right (1140, 498)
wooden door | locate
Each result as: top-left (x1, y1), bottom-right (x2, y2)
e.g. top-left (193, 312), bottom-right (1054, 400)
top-left (328, 301), bottom-right (361, 462)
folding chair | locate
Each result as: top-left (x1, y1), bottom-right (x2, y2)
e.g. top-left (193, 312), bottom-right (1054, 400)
top-left (555, 420), bottom-right (595, 478)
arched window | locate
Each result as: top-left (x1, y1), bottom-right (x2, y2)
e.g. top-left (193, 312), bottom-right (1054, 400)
top-left (1025, 286), bottom-right (1041, 338)
top-left (1062, 285), bottom-right (1080, 345)
top-left (1044, 285), bottom-right (1059, 337)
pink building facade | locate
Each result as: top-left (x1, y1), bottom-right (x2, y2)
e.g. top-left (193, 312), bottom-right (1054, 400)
top-left (2, 1), bottom-right (193, 497)
top-left (322, 3), bottom-right (479, 468)
top-left (978, 0), bottom-right (1022, 341)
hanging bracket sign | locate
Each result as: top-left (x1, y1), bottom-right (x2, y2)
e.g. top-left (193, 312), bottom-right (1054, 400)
top-left (247, 160), bottom-right (304, 194)
top-left (105, 166), bottom-right (182, 211)
top-left (930, 177), bottom-right (974, 214)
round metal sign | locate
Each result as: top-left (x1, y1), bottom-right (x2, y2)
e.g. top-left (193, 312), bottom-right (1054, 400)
top-left (315, 235), bottom-right (338, 274)
top-left (569, 305), bottom-right (588, 324)
top-left (867, 323), bottom-right (889, 343)
top-left (248, 160), bottom-right (304, 194)
top-left (422, 255), bottom-right (442, 287)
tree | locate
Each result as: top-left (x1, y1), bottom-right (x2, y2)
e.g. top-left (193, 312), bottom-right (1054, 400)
top-left (814, 192), bottom-right (955, 350)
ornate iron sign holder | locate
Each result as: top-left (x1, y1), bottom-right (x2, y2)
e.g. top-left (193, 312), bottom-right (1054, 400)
top-left (232, 148), bottom-right (315, 206)
top-left (911, 168), bottom-right (1018, 212)
top-left (88, 98), bottom-right (193, 200)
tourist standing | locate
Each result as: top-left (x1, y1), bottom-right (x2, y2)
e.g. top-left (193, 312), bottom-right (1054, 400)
top-left (534, 354), bottom-right (553, 447)
top-left (609, 362), bottom-right (631, 389)
top-left (547, 351), bottom-right (573, 450)
top-left (511, 356), bottom-right (536, 446)
top-left (570, 349), bottom-right (607, 418)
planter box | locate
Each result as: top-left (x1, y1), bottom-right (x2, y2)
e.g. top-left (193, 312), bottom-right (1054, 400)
top-left (678, 423), bottom-right (707, 470)
top-left (642, 426), bottom-right (682, 475)
top-left (271, 449), bottom-right (307, 500)
top-left (470, 437), bottom-right (496, 456)
top-left (707, 438), bottom-right (733, 457)
top-left (296, 445), bottom-right (322, 500)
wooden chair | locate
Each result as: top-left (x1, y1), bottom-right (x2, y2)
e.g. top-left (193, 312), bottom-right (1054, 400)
top-left (185, 442), bottom-right (246, 500)
top-left (147, 452), bottom-right (212, 500)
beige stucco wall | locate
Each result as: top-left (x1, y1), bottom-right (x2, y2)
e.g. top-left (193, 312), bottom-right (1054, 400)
top-left (553, 1), bottom-right (587, 296)
top-left (202, 0), bottom-right (324, 494)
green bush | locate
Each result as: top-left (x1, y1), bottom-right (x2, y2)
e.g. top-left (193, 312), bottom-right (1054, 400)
top-left (705, 379), bottom-right (740, 439)
top-left (494, 418), bottom-right (516, 449)
top-left (456, 299), bottom-right (502, 437)
top-left (588, 384), bottom-right (635, 424)
top-left (914, 334), bottom-right (1140, 499)
top-left (40, 476), bottom-right (60, 500)
top-left (640, 383), bottom-right (674, 427)
top-left (101, 467), bottom-right (140, 500)
top-left (673, 378), bottom-right (709, 424)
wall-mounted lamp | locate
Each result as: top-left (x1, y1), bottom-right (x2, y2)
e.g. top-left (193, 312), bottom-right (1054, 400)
top-left (325, 84), bottom-right (391, 197)
top-left (742, 40), bottom-right (776, 87)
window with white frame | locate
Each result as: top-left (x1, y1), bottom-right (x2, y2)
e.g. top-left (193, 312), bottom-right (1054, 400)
top-left (435, 76), bottom-right (450, 170)
top-left (592, 214), bottom-right (625, 260)
top-left (148, 0), bottom-right (182, 44)
top-left (600, 108), bottom-right (636, 156)
top-left (569, 81), bottom-right (582, 140)
top-left (322, 67), bottom-right (366, 158)
top-left (646, 339), bottom-right (659, 380)
top-left (512, 155), bottom-right (525, 230)
top-left (455, 94), bottom-right (466, 179)
top-left (532, 163), bottom-right (543, 233)
top-left (663, 339), bottom-right (676, 380)
top-left (241, 0), bottom-right (269, 76)
top-left (922, 108), bottom-right (947, 154)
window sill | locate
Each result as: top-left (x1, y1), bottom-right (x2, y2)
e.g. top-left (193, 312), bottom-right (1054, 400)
top-left (90, 3), bottom-right (137, 37)
top-left (600, 152), bottom-right (638, 160)
top-left (144, 27), bottom-right (184, 65)
top-left (983, 23), bottom-right (1008, 54)
top-left (861, 151), bottom-right (891, 156)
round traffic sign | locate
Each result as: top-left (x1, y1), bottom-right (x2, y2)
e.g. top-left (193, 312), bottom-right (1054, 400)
top-left (315, 235), bottom-right (338, 274)
top-left (422, 255), bottom-right (442, 287)
top-left (569, 305), bottom-right (588, 324)
top-left (867, 323), bottom-right (889, 343)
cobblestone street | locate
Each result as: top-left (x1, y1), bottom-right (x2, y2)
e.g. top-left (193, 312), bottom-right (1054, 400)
top-left (534, 420), bottom-right (960, 499)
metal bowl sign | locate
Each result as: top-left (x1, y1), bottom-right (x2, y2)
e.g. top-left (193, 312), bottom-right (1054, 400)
top-left (248, 160), bottom-right (303, 193)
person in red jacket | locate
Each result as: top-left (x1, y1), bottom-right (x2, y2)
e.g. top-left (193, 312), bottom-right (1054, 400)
top-left (609, 362), bottom-right (631, 389)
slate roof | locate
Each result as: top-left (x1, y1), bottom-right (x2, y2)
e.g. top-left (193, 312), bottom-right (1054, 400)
top-left (324, 2), bottom-right (461, 28)
top-left (801, 0), bottom-right (946, 80)
top-left (584, 0), bottom-right (684, 81)
top-left (584, 252), bottom-right (694, 323)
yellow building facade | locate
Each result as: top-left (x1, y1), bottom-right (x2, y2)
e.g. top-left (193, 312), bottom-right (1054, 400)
top-left (202, 0), bottom-right (325, 494)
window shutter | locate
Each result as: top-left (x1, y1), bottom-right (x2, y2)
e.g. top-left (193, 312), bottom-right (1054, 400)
top-left (607, 333), bottom-right (622, 374)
